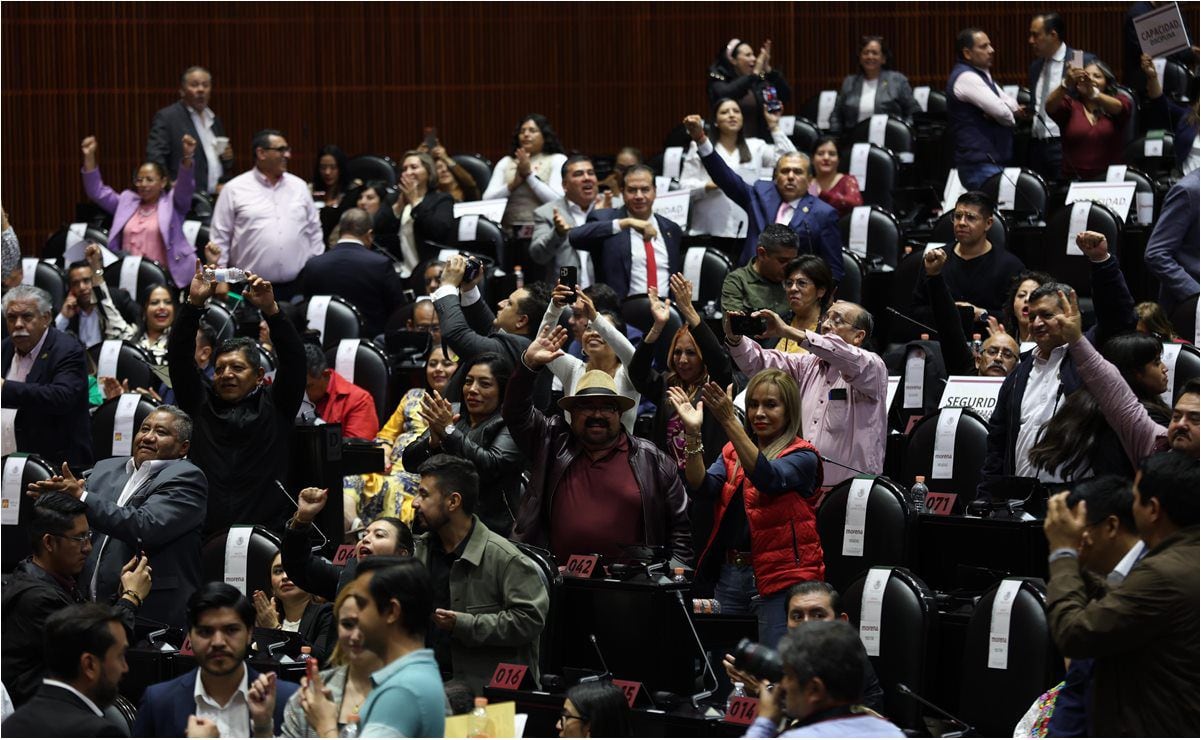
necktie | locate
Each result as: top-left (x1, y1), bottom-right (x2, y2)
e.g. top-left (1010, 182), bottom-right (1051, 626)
top-left (776, 201), bottom-right (794, 225)
top-left (644, 238), bottom-right (658, 294)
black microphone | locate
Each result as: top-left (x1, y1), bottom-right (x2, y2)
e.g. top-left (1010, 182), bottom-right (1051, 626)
top-left (985, 155), bottom-right (1042, 224)
top-left (586, 633), bottom-right (612, 681)
top-left (673, 590), bottom-right (721, 710)
top-left (885, 306), bottom-right (939, 337)
top-left (895, 683), bottom-right (974, 736)
top-left (818, 455), bottom-right (877, 478)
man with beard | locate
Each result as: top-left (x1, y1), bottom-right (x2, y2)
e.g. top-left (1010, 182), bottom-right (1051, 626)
top-left (922, 246), bottom-right (1020, 377)
top-left (133, 583), bottom-right (299, 737)
top-left (1, 604), bottom-right (131, 737)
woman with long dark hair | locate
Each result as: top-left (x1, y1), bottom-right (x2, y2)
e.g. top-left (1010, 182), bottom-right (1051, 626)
top-left (1002, 270), bottom-right (1054, 343)
top-left (134, 283), bottom-right (177, 365)
top-left (482, 114), bottom-right (568, 232)
top-left (1102, 332), bottom-right (1172, 424)
top-left (556, 681), bottom-right (632, 738)
top-left (1044, 58), bottom-right (1132, 179)
top-left (706, 38), bottom-right (791, 140)
top-left (310, 144), bottom-right (353, 209)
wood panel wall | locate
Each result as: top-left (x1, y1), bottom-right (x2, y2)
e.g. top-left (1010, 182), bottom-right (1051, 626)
top-left (3, 1), bottom-right (1195, 250)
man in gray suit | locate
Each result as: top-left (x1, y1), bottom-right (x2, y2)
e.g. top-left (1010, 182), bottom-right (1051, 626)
top-left (28, 405), bottom-right (207, 629)
top-left (529, 155), bottom-right (599, 282)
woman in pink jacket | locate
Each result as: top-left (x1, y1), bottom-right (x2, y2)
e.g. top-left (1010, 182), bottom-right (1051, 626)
top-left (80, 133), bottom-right (197, 288)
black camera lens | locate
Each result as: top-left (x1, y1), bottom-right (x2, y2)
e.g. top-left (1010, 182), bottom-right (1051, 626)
top-left (732, 637), bottom-right (783, 682)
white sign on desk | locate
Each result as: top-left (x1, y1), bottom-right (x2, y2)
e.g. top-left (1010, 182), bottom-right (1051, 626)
top-left (1161, 343), bottom-right (1183, 406)
top-left (939, 375), bottom-right (1005, 421)
top-left (1105, 165), bottom-right (1128, 183)
top-left (1066, 201), bottom-right (1092, 256)
top-left (457, 214), bottom-right (480, 242)
top-left (224, 526), bottom-right (254, 594)
top-left (988, 580), bottom-right (1024, 669)
top-left (1065, 181), bottom-right (1136, 220)
top-left (111, 393), bottom-right (140, 457)
top-left (931, 407), bottom-right (963, 479)
top-left (652, 190), bottom-right (691, 227)
top-left (453, 199), bottom-right (507, 224)
top-left (306, 296), bottom-right (331, 341)
top-left (816, 90), bottom-right (837, 130)
top-left (1133, 3), bottom-right (1192, 58)
top-left (849, 144), bottom-right (870, 188)
top-left (2, 456), bottom-right (24, 525)
top-left (859, 567), bottom-right (890, 657)
top-left (842, 477), bottom-right (873, 557)
top-left (913, 86), bottom-right (930, 113)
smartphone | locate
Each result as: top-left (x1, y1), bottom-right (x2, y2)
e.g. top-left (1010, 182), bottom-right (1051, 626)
top-left (423, 126), bottom-right (438, 150)
top-left (730, 314), bottom-right (768, 337)
top-left (762, 86), bottom-right (783, 114)
top-left (462, 255), bottom-right (481, 283)
top-left (558, 266), bottom-right (578, 303)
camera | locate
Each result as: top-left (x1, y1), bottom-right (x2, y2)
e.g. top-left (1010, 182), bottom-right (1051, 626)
top-left (462, 255), bottom-right (482, 283)
top-left (731, 637), bottom-right (783, 682)
top-left (729, 313), bottom-right (768, 337)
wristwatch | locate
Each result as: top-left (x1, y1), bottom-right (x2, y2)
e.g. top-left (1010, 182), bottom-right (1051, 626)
top-left (93, 268), bottom-right (104, 278)
top-left (443, 424), bottom-right (457, 438)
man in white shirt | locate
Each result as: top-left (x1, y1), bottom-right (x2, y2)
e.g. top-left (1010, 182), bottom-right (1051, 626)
top-left (946, 28), bottom-right (1025, 189)
top-left (209, 129), bottom-right (324, 299)
top-left (530, 155), bottom-right (599, 284)
top-left (1026, 13), bottom-right (1095, 182)
top-left (146, 66), bottom-right (234, 195)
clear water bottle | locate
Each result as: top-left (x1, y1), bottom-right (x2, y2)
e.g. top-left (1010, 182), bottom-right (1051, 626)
top-left (703, 300), bottom-right (717, 319)
top-left (468, 697), bottom-right (492, 737)
top-left (911, 475), bottom-right (928, 514)
top-left (672, 567), bottom-right (687, 584)
top-left (203, 267), bottom-right (246, 283)
top-left (971, 332), bottom-right (983, 356)
top-left (513, 265), bottom-right (524, 290)
top-left (340, 713), bottom-right (359, 738)
top-left (726, 681), bottom-right (746, 714)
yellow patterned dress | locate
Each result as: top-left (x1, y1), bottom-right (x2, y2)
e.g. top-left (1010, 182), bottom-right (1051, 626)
top-left (343, 388), bottom-right (426, 525)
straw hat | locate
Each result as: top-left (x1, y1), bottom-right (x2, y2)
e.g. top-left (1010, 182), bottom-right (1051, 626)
top-left (557, 369), bottom-right (637, 413)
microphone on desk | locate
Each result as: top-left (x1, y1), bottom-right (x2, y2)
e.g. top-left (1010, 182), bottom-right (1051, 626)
top-left (819, 455), bottom-right (876, 478)
top-left (885, 306), bottom-right (939, 338)
top-left (672, 589), bottom-right (721, 711)
top-left (895, 683), bottom-right (974, 737)
top-left (583, 633), bottom-right (613, 682)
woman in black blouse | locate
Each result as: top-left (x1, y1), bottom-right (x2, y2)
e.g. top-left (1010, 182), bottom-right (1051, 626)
top-left (706, 38), bottom-right (791, 140)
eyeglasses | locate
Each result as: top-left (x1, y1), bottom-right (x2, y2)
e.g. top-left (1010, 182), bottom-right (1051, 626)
top-left (577, 403), bottom-right (619, 416)
top-left (981, 346), bottom-right (1018, 360)
top-left (54, 530), bottom-right (94, 544)
top-left (821, 312), bottom-right (849, 329)
top-left (262, 145), bottom-right (292, 154)
top-left (952, 210), bottom-right (983, 223)
top-left (784, 278), bottom-right (814, 290)
top-left (559, 712), bottom-right (587, 724)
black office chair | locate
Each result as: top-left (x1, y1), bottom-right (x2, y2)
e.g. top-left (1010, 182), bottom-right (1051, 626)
top-left (800, 91), bottom-right (837, 130)
top-left (111, 694), bottom-right (137, 734)
top-left (91, 393), bottom-right (160, 460)
top-left (189, 192), bottom-right (214, 221)
top-left (930, 209), bottom-right (1008, 250)
top-left (1041, 201), bottom-right (1123, 298)
top-left (840, 143), bottom-right (899, 211)
top-left (900, 407), bottom-right (990, 507)
top-left (1113, 85), bottom-right (1139, 147)
top-left (789, 117), bottom-right (821, 154)
top-left (326, 339), bottom-right (393, 424)
top-left (1, 453), bottom-right (56, 572)
top-left (347, 154), bottom-right (398, 187)
top-left (1112, 166), bottom-right (1157, 225)
top-left (451, 154), bottom-right (494, 195)
top-left (41, 224), bottom-right (111, 264)
top-left (201, 527), bottom-right (283, 597)
top-left (1170, 296), bottom-right (1198, 349)
top-left (29, 260), bottom-right (69, 315)
top-left (959, 578), bottom-right (1062, 738)
top-left (842, 567), bottom-right (939, 733)
top-left (305, 295), bottom-right (364, 351)
top-left (622, 294), bottom-right (683, 337)
top-left (512, 540), bottom-right (563, 673)
top-left (981, 169), bottom-right (1049, 224)
top-left (1161, 58), bottom-right (1197, 103)
top-left (1124, 132), bottom-right (1177, 181)
top-left (815, 476), bottom-right (914, 593)
top-left (1171, 344), bottom-right (1200, 402)
top-left (455, 216), bottom-right (506, 266)
top-left (184, 219), bottom-right (212, 252)
top-left (201, 300), bottom-right (236, 345)
top-left (838, 250), bottom-right (865, 304)
top-left (685, 247), bottom-right (731, 309)
top-left (884, 339), bottom-right (948, 431)
top-left (88, 340), bottom-right (156, 390)
top-left (917, 89), bottom-right (947, 120)
top-left (837, 205), bottom-right (903, 270)
top-left (258, 341), bottom-right (278, 384)
top-left (849, 115), bottom-right (916, 163)
top-left (111, 255), bottom-right (173, 300)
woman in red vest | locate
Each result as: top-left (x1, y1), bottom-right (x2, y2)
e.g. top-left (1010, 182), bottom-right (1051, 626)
top-left (670, 369), bottom-right (824, 648)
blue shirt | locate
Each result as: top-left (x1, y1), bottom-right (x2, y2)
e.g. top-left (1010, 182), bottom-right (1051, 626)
top-left (359, 648), bottom-right (445, 738)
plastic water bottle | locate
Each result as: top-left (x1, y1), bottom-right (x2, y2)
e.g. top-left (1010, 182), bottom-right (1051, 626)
top-left (726, 682), bottom-right (746, 714)
top-left (203, 267), bottom-right (246, 283)
top-left (513, 265), bottom-right (524, 290)
top-left (340, 713), bottom-right (359, 738)
top-left (971, 332), bottom-right (983, 356)
top-left (672, 567), bottom-right (687, 584)
top-left (911, 475), bottom-right (928, 514)
top-left (468, 697), bottom-right (492, 738)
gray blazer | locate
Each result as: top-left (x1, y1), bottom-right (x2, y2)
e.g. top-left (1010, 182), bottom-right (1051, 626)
top-left (80, 456), bottom-right (208, 628)
top-left (530, 197), bottom-right (585, 272)
top-left (829, 69), bottom-right (920, 133)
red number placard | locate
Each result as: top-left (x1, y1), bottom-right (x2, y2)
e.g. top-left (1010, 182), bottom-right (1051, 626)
top-left (333, 544), bottom-right (356, 566)
top-left (564, 554), bottom-right (598, 579)
top-left (486, 662), bottom-right (529, 690)
top-left (924, 491), bottom-right (958, 516)
top-left (724, 696), bottom-right (759, 725)
top-left (611, 679), bottom-right (641, 708)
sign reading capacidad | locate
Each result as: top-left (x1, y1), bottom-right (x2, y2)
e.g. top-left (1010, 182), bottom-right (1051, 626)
top-left (1134, 3), bottom-right (1192, 58)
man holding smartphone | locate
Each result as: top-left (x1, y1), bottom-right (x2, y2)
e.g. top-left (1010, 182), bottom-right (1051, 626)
top-left (530, 155), bottom-right (599, 284)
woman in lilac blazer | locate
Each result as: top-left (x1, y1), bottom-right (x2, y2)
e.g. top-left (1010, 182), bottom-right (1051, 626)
top-left (80, 133), bottom-right (197, 288)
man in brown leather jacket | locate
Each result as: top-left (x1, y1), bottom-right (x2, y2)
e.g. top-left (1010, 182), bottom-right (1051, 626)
top-left (502, 324), bottom-right (692, 566)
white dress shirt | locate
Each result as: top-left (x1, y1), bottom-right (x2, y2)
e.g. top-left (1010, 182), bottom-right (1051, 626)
top-left (857, 78), bottom-right (880, 124)
top-left (1034, 43), bottom-right (1067, 139)
top-left (193, 667), bottom-right (251, 739)
top-left (1108, 540), bottom-right (1146, 585)
top-left (187, 106), bottom-right (223, 192)
top-left (953, 67), bottom-right (1019, 126)
top-left (84, 458), bottom-right (172, 598)
top-left (4, 329), bottom-right (49, 383)
top-left (1015, 344), bottom-right (1070, 479)
top-left (610, 220), bottom-right (669, 296)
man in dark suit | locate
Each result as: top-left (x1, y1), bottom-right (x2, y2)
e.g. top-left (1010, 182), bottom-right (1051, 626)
top-left (28, 405), bottom-right (207, 630)
top-left (55, 251), bottom-right (139, 349)
top-left (567, 165), bottom-right (684, 299)
top-left (682, 115), bottom-right (844, 279)
top-left (1, 603), bottom-right (131, 737)
top-left (1026, 12), bottom-right (1096, 181)
top-left (299, 208), bottom-right (406, 338)
top-left (2, 285), bottom-right (93, 468)
top-left (146, 66), bottom-right (234, 194)
top-left (133, 583), bottom-right (299, 738)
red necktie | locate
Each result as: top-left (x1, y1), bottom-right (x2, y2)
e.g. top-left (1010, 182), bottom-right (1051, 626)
top-left (644, 238), bottom-right (658, 294)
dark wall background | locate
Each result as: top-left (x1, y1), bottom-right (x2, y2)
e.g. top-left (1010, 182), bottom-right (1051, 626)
top-left (3, 1), bottom-right (1194, 250)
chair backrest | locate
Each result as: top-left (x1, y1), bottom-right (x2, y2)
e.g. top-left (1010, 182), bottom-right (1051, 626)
top-left (1170, 343), bottom-right (1200, 402)
top-left (1161, 59), bottom-right (1197, 102)
top-left (306, 295), bottom-right (364, 351)
top-left (1041, 201), bottom-right (1123, 297)
top-left (454, 216), bottom-right (506, 266)
top-left (451, 154), bottom-right (493, 194)
top-left (841, 144), bottom-right (898, 210)
top-left (90, 393), bottom-right (160, 460)
top-left (959, 578), bottom-right (1061, 738)
top-left (684, 247), bottom-right (731, 308)
top-left (816, 476), bottom-right (914, 592)
top-left (1115, 166), bottom-right (1157, 224)
top-left (347, 155), bottom-right (398, 187)
top-left (111, 256), bottom-right (172, 301)
top-left (88, 340), bottom-right (156, 389)
top-left (258, 341), bottom-right (278, 384)
top-left (1113, 85), bottom-right (1140, 146)
top-left (838, 205), bottom-right (903, 269)
top-left (1, 453), bottom-right (56, 572)
top-left (842, 567), bottom-right (939, 733)
top-left (923, 89), bottom-right (948, 118)
top-left (981, 169), bottom-right (1049, 222)
top-left (200, 526), bottom-right (283, 597)
top-left (190, 191), bottom-right (214, 221)
top-left (201, 300), bottom-right (236, 345)
top-left (789, 117), bottom-right (821, 154)
top-left (41, 224), bottom-right (112, 264)
top-left (838, 250), bottom-right (865, 304)
top-left (327, 339), bottom-right (393, 423)
top-left (850, 115), bottom-right (915, 157)
top-left (30, 260), bottom-right (68, 315)
top-left (900, 407), bottom-right (990, 506)
top-left (621, 294), bottom-right (682, 337)
top-left (1124, 132), bottom-right (1177, 180)
top-left (930, 209), bottom-right (1008, 250)
top-left (884, 340), bottom-right (948, 429)
top-left (800, 91), bottom-right (838, 130)
top-left (511, 540), bottom-right (563, 672)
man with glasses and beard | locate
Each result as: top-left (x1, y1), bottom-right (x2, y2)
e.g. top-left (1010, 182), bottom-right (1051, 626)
top-left (133, 583), bottom-right (298, 738)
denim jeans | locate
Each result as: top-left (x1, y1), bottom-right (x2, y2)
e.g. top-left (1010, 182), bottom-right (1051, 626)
top-left (755, 588), bottom-right (793, 650)
top-left (957, 162), bottom-right (1003, 191)
top-left (714, 563), bottom-right (758, 617)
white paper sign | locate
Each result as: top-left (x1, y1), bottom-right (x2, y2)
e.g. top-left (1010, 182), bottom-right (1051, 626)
top-left (224, 525), bottom-right (254, 594)
top-left (903, 347), bottom-right (925, 408)
top-left (859, 567), bottom-right (890, 657)
top-left (1154, 57), bottom-right (1168, 88)
top-left (939, 376), bottom-right (1005, 421)
top-left (778, 115), bottom-right (796, 136)
top-left (1106, 165), bottom-right (1128, 183)
top-left (848, 206), bottom-right (871, 257)
top-left (306, 296), bottom-right (331, 341)
top-left (655, 176), bottom-right (672, 195)
top-left (1134, 4), bottom-right (1191, 58)
top-left (119, 256), bottom-right (142, 295)
top-left (997, 168), bottom-right (1022, 211)
top-left (849, 143), bottom-right (870, 188)
top-left (111, 392), bottom-right (140, 457)
top-left (942, 170), bottom-right (967, 214)
top-left (932, 407), bottom-right (963, 478)
top-left (923, 242), bottom-right (947, 256)
top-left (988, 580), bottom-right (1023, 669)
top-left (1144, 135), bottom-right (1164, 158)
top-left (913, 86), bottom-right (930, 113)
top-left (817, 90), bottom-right (837, 130)
top-left (182, 220), bottom-right (202, 248)
top-left (868, 114), bottom-right (889, 147)
top-left (1, 456), bottom-right (24, 525)
top-left (336, 339), bottom-right (358, 383)
top-left (842, 477), bottom-right (873, 557)
top-left (683, 248), bottom-right (705, 301)
top-left (1161, 343), bottom-right (1183, 405)
top-left (662, 147), bottom-right (685, 180)
top-left (457, 214), bottom-right (480, 242)
top-left (886, 375), bottom-right (901, 411)
top-left (1136, 192), bottom-right (1154, 225)
top-left (1066, 201), bottom-right (1092, 256)
top-left (1065, 181), bottom-right (1136, 220)
top-left (452, 199), bottom-right (507, 224)
top-left (437, 248), bottom-right (459, 263)
top-left (20, 258), bottom-right (36, 285)
top-left (652, 190), bottom-right (691, 227)
top-left (0, 409), bottom-right (16, 458)
top-left (97, 340), bottom-right (122, 378)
